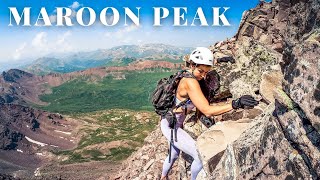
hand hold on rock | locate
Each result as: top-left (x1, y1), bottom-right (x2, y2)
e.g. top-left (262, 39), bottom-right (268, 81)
top-left (232, 95), bottom-right (259, 109)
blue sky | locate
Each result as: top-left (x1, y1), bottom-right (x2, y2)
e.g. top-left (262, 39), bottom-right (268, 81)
top-left (0, 0), bottom-right (262, 64)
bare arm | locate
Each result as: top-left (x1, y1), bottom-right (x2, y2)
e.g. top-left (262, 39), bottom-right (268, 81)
top-left (185, 78), bottom-right (233, 116)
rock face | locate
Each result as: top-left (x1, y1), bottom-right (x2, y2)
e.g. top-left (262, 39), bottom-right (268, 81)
top-left (196, 118), bottom-right (256, 176)
top-left (0, 103), bottom-right (80, 177)
top-left (207, 105), bottom-right (313, 180)
top-left (0, 173), bottom-right (18, 180)
top-left (114, 0), bottom-right (320, 179)
top-left (237, 0), bottom-right (320, 128)
top-left (0, 104), bottom-right (77, 151)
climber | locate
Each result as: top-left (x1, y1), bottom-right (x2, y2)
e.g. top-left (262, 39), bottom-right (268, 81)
top-left (160, 47), bottom-right (259, 180)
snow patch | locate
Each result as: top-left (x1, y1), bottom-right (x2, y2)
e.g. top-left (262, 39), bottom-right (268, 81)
top-left (34, 168), bottom-right (41, 177)
top-left (25, 136), bottom-right (47, 147)
top-left (17, 149), bottom-right (23, 153)
top-left (36, 153), bottom-right (44, 156)
top-left (54, 130), bottom-right (71, 135)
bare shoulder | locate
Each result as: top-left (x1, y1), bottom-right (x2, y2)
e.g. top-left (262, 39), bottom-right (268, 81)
top-left (177, 77), bottom-right (198, 96)
top-left (183, 77), bottom-right (200, 89)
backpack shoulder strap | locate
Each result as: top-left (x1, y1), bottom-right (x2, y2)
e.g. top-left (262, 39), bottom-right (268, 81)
top-left (179, 70), bottom-right (196, 79)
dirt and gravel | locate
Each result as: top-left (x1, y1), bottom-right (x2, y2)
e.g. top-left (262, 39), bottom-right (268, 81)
top-left (34, 161), bottom-right (122, 180)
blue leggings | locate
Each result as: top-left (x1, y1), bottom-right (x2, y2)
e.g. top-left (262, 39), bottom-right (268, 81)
top-left (160, 118), bottom-right (203, 180)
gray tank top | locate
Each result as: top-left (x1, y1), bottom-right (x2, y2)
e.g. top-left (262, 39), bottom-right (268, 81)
top-left (174, 97), bottom-right (195, 128)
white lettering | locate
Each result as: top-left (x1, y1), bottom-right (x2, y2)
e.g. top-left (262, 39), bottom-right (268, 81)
top-left (173, 7), bottom-right (187, 26)
top-left (35, 7), bottom-right (52, 26)
top-left (56, 7), bottom-right (73, 26)
top-left (77, 7), bottom-right (96, 26)
top-left (8, 7), bottom-right (31, 26)
top-left (124, 7), bottom-right (140, 26)
top-left (100, 7), bottom-right (120, 26)
top-left (191, 7), bottom-right (208, 26)
top-left (153, 7), bottom-right (169, 26)
top-left (213, 7), bottom-right (230, 26)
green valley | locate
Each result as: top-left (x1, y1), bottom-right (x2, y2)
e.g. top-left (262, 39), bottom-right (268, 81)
top-left (34, 69), bottom-right (177, 164)
top-left (39, 70), bottom-right (174, 114)
top-left (53, 109), bottom-right (158, 164)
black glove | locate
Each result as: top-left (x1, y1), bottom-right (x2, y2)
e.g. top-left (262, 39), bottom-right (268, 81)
top-left (200, 115), bottom-right (214, 128)
top-left (232, 95), bottom-right (259, 109)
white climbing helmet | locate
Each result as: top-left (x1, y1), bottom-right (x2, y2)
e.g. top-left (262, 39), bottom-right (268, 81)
top-left (189, 47), bottom-right (214, 66)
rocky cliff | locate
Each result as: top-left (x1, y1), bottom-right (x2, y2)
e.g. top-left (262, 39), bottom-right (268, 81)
top-left (0, 70), bottom-right (79, 178)
top-left (0, 103), bottom-right (81, 178)
top-left (113, 0), bottom-right (320, 179)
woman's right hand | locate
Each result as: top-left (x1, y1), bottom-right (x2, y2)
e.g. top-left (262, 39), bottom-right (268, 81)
top-left (232, 95), bottom-right (259, 109)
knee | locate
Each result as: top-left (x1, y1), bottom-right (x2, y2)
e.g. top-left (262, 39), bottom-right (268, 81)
top-left (193, 157), bottom-right (203, 168)
top-left (170, 151), bottom-right (180, 160)
top-left (191, 159), bottom-right (203, 175)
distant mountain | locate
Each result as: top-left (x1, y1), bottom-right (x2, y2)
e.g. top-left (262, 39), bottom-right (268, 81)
top-left (23, 44), bottom-right (192, 75)
top-left (23, 57), bottom-right (107, 75)
top-left (0, 59), bottom-right (32, 73)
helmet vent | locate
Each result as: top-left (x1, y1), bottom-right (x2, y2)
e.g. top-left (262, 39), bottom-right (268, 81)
top-left (189, 47), bottom-right (213, 66)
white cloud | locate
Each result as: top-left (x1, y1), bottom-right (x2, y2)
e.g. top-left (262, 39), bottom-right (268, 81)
top-left (69, 1), bottom-right (83, 19)
top-left (104, 32), bottom-right (112, 38)
top-left (11, 31), bottom-right (74, 60)
top-left (105, 24), bottom-right (139, 42)
top-left (123, 25), bottom-right (139, 33)
top-left (69, 2), bottom-right (82, 9)
top-left (47, 2), bottom-right (83, 24)
top-left (145, 31), bottom-right (151, 36)
top-left (54, 31), bottom-right (73, 52)
top-left (71, 10), bottom-right (77, 18)
top-left (49, 15), bottom-right (57, 23)
top-left (57, 31), bottom-right (72, 45)
top-left (121, 37), bottom-right (133, 44)
top-left (31, 32), bottom-right (48, 49)
top-left (13, 43), bottom-right (27, 60)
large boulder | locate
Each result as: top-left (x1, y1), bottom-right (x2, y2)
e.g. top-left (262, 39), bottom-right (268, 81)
top-left (197, 119), bottom-right (254, 176)
top-left (203, 104), bottom-right (313, 180)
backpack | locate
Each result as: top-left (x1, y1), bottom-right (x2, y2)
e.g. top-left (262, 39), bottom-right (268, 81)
top-left (151, 70), bottom-right (195, 117)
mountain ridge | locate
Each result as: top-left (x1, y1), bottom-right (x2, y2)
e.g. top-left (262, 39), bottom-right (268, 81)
top-left (22, 43), bottom-right (192, 75)
top-left (0, 60), bottom-right (182, 107)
